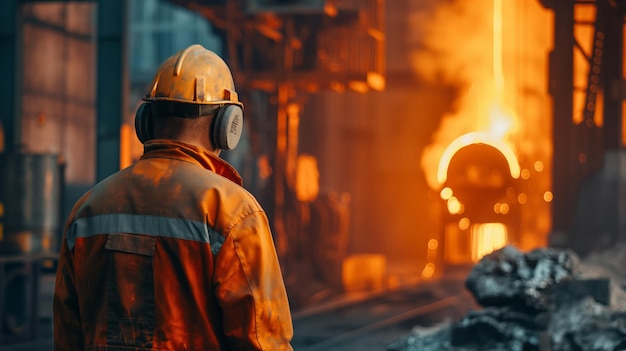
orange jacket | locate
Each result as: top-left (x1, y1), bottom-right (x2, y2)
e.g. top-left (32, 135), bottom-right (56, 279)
top-left (54, 140), bottom-right (294, 351)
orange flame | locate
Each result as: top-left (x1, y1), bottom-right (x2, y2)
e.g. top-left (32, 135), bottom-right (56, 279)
top-left (415, 0), bottom-right (552, 187)
top-left (471, 223), bottom-right (508, 262)
top-left (414, 0), bottom-right (553, 250)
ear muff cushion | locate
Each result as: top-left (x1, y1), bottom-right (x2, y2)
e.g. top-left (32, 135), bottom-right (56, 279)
top-left (135, 103), bottom-right (153, 144)
top-left (213, 105), bottom-right (244, 150)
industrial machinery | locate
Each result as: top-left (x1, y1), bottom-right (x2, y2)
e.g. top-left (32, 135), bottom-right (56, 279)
top-left (439, 142), bottom-right (521, 265)
top-left (0, 151), bottom-right (63, 348)
top-left (542, 0), bottom-right (626, 254)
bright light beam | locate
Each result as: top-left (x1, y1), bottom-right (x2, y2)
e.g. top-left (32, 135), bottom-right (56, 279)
top-left (437, 131), bottom-right (521, 185)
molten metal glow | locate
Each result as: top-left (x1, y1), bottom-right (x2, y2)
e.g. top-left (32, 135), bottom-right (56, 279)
top-left (446, 196), bottom-right (464, 215)
top-left (471, 223), bottom-right (507, 262)
top-left (437, 131), bottom-right (521, 185)
top-left (493, 0), bottom-right (504, 93)
top-left (415, 0), bottom-right (553, 252)
top-left (440, 187), bottom-right (453, 200)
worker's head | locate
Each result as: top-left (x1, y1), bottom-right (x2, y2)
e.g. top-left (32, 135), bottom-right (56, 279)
top-left (134, 44), bottom-right (244, 153)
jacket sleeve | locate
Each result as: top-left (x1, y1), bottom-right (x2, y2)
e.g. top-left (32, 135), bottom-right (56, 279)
top-left (53, 234), bottom-right (84, 350)
top-left (213, 210), bottom-right (294, 351)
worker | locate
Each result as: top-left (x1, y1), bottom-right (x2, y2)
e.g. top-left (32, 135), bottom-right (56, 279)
top-left (54, 44), bottom-right (294, 350)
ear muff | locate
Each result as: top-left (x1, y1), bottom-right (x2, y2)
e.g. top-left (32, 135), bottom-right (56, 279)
top-left (212, 104), bottom-right (244, 150)
top-left (135, 102), bottom-right (154, 144)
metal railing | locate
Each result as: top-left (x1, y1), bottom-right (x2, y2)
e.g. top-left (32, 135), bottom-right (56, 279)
top-left (0, 253), bottom-right (58, 351)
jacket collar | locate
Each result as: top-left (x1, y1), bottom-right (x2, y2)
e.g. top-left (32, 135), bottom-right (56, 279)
top-left (140, 139), bottom-right (243, 186)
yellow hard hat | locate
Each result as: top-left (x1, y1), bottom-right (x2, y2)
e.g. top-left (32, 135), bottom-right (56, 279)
top-left (135, 44), bottom-right (245, 150)
top-left (144, 44), bottom-right (243, 108)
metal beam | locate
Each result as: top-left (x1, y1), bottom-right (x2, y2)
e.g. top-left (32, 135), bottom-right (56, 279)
top-left (96, 0), bottom-right (127, 181)
top-left (549, 0), bottom-right (575, 247)
top-left (0, 0), bottom-right (22, 152)
top-left (22, 14), bottom-right (92, 42)
top-left (601, 4), bottom-right (623, 151)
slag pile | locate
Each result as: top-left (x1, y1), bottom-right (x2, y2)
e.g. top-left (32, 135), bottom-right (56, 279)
top-left (388, 245), bottom-right (626, 351)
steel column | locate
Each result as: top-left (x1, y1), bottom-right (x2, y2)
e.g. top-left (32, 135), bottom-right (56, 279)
top-left (549, 0), bottom-right (575, 247)
top-left (601, 8), bottom-right (623, 151)
top-left (0, 0), bottom-right (22, 152)
top-left (96, 0), bottom-right (127, 181)
top-left (600, 8), bottom-right (625, 246)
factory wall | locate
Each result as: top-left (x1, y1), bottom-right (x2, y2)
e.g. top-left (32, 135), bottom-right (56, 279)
top-left (299, 0), bottom-right (453, 270)
top-left (20, 2), bottom-right (96, 186)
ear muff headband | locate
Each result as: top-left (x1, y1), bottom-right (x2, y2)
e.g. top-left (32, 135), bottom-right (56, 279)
top-left (135, 102), bottom-right (154, 144)
top-left (134, 101), bottom-right (244, 150)
top-left (213, 105), bottom-right (244, 150)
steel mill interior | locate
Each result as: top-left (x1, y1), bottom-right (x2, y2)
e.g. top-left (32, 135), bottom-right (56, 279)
top-left (1, 1), bottom-right (626, 350)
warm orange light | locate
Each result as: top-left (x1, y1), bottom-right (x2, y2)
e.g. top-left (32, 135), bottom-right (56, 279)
top-left (329, 81), bottom-right (345, 92)
top-left (324, 3), bottom-right (338, 16)
top-left (459, 217), bottom-right (470, 230)
top-left (521, 169), bottom-right (530, 179)
top-left (623, 23), bottom-right (626, 146)
top-left (121, 120), bottom-right (143, 168)
top-left (573, 4), bottom-right (597, 125)
top-left (367, 72), bottom-right (386, 91)
top-left (120, 123), bottom-right (133, 169)
top-left (440, 187), bottom-right (453, 200)
top-left (506, 187), bottom-right (515, 198)
top-left (437, 132), bottom-right (521, 185)
top-left (471, 223), bottom-right (507, 262)
top-left (257, 155), bottom-right (273, 180)
top-left (421, 263), bottom-right (436, 279)
top-left (419, 1), bottom-right (552, 193)
top-left (342, 254), bottom-right (387, 292)
top-left (543, 191), bottom-right (553, 202)
top-left (493, 203), bottom-right (509, 214)
top-left (426, 238), bottom-right (439, 263)
top-left (447, 196), bottom-right (464, 214)
top-left (295, 155), bottom-right (320, 202)
top-left (594, 88), bottom-right (604, 128)
top-left (348, 80), bottom-right (369, 94)
top-left (416, 0), bottom-right (552, 255)
top-left (428, 239), bottom-right (438, 250)
top-left (518, 193), bottom-right (527, 204)
top-left (493, 0), bottom-right (503, 84)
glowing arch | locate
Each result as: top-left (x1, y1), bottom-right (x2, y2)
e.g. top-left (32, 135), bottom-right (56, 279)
top-left (437, 131), bottom-right (521, 185)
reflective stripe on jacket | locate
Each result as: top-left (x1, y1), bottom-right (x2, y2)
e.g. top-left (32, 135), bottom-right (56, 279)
top-left (54, 139), bottom-right (294, 351)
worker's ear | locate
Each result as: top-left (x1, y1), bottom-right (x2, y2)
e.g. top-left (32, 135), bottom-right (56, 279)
top-left (211, 105), bottom-right (243, 150)
top-left (135, 103), bottom-right (154, 144)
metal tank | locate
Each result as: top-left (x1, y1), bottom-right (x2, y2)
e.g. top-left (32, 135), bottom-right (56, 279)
top-left (0, 152), bottom-right (62, 254)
